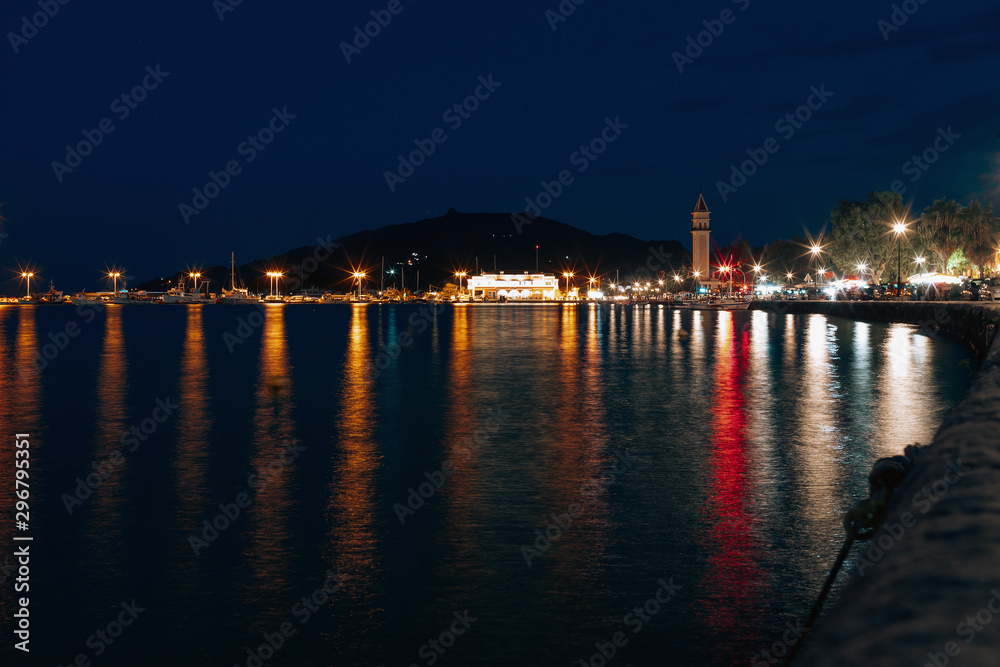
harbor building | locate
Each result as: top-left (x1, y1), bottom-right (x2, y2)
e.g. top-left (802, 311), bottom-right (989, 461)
top-left (466, 272), bottom-right (559, 300)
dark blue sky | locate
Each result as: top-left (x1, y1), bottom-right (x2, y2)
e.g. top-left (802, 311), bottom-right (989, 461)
top-left (1, 0), bottom-right (998, 290)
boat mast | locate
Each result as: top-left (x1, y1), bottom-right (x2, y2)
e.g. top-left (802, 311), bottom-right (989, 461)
top-left (230, 252), bottom-right (236, 291)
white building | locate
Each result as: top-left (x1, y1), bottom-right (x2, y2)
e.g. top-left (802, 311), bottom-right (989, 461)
top-left (466, 272), bottom-right (559, 300)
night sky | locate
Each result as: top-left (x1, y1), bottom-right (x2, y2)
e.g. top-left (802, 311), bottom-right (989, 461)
top-left (1, 0), bottom-right (998, 291)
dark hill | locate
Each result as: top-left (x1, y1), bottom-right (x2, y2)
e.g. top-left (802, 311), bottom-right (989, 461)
top-left (137, 209), bottom-right (690, 294)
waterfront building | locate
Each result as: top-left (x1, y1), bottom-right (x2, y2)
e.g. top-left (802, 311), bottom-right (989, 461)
top-left (466, 272), bottom-right (559, 300)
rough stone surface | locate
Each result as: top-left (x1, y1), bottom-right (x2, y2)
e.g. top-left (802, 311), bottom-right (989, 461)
top-left (750, 301), bottom-right (1000, 665)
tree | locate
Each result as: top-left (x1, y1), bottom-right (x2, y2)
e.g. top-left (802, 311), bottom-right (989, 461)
top-left (960, 200), bottom-right (998, 278)
top-left (759, 237), bottom-right (814, 282)
top-left (826, 191), bottom-right (910, 284)
top-left (438, 283), bottom-right (459, 299)
top-left (918, 198), bottom-right (963, 273)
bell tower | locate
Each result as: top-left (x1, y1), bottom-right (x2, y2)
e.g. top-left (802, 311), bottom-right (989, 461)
top-left (691, 192), bottom-right (711, 285)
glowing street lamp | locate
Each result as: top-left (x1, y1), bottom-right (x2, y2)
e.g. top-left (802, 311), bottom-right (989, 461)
top-left (563, 272), bottom-right (573, 299)
top-left (189, 272), bottom-right (202, 296)
top-left (21, 271), bottom-right (34, 298)
top-left (893, 220), bottom-right (908, 296)
top-left (455, 271), bottom-right (467, 296)
top-left (354, 271), bottom-right (366, 299)
top-left (266, 271), bottom-right (283, 297)
top-left (108, 271), bottom-right (122, 294)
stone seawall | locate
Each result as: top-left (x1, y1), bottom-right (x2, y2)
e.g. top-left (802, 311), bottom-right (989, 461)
top-left (751, 300), bottom-right (1000, 665)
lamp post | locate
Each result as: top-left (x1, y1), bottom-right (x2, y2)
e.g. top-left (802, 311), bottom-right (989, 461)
top-left (720, 265), bottom-right (732, 294)
top-left (893, 220), bottom-right (907, 297)
top-left (563, 272), bottom-right (573, 300)
top-left (535, 245), bottom-right (539, 273)
top-left (455, 271), bottom-right (467, 297)
top-left (693, 270), bottom-right (701, 294)
top-left (189, 272), bottom-right (201, 297)
top-left (354, 271), bottom-right (366, 299)
top-left (21, 272), bottom-right (34, 299)
top-left (266, 271), bottom-right (283, 297)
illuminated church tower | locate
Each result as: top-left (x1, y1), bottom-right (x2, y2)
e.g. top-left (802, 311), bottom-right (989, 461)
top-left (691, 192), bottom-right (711, 284)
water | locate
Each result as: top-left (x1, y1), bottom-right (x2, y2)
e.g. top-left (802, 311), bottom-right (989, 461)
top-left (0, 303), bottom-right (972, 666)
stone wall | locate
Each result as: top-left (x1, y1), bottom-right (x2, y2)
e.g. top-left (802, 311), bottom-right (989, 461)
top-left (751, 300), bottom-right (1000, 665)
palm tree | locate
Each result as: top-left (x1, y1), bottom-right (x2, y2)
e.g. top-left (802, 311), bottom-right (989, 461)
top-left (919, 198), bottom-right (963, 273)
top-left (963, 201), bottom-right (999, 278)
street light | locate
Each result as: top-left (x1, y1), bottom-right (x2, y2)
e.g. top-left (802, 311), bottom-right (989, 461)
top-left (855, 263), bottom-right (868, 284)
top-left (455, 271), bottom-right (467, 298)
top-left (893, 220), bottom-right (908, 297)
top-left (354, 271), bottom-right (366, 299)
top-left (189, 272), bottom-right (202, 296)
top-left (563, 272), bottom-right (573, 299)
top-left (21, 271), bottom-right (34, 298)
top-left (266, 271), bottom-right (283, 297)
top-left (720, 265), bottom-right (733, 294)
top-left (108, 271), bottom-right (122, 295)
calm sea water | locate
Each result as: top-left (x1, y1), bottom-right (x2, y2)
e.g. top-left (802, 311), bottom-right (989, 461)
top-left (0, 303), bottom-right (972, 666)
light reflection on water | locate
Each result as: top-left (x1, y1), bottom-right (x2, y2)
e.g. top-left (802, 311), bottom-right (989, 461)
top-left (0, 304), bottom-right (972, 666)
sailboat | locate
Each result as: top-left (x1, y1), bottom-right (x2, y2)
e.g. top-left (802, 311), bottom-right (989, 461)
top-left (219, 252), bottom-right (259, 304)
